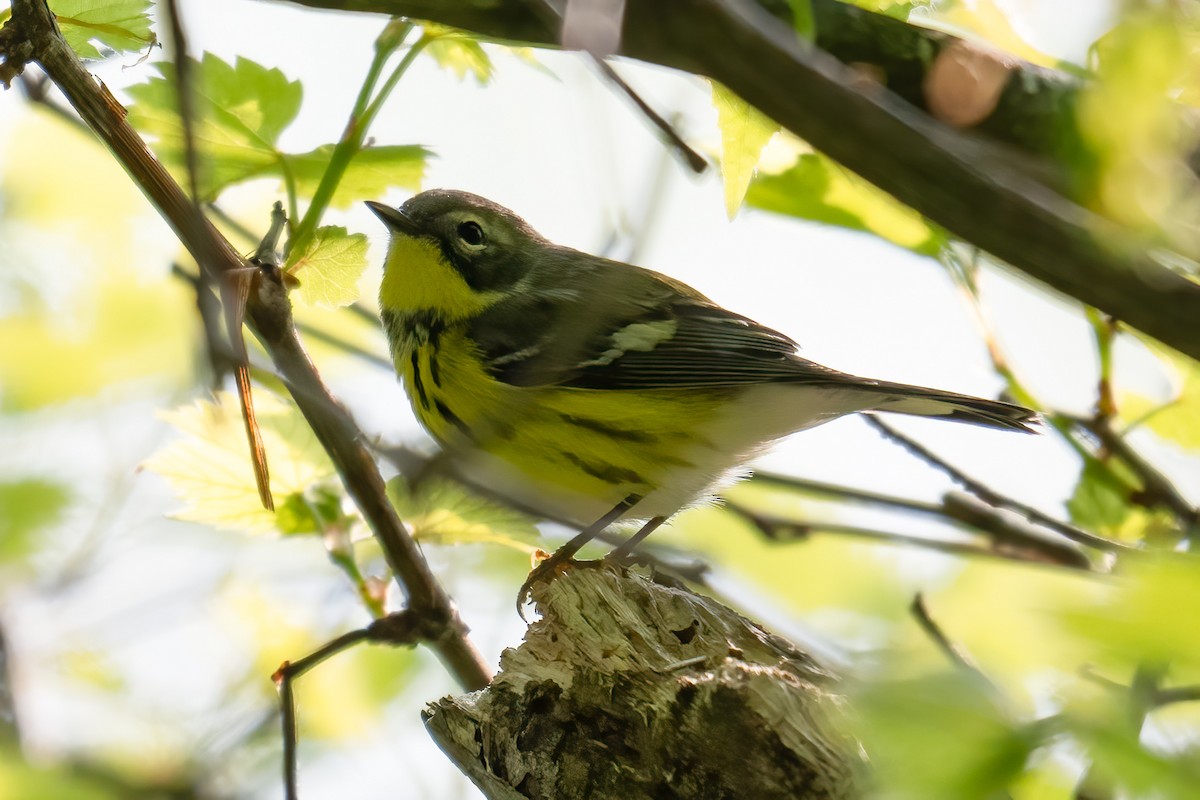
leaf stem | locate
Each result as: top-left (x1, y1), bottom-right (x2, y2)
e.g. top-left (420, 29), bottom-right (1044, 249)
top-left (288, 20), bottom-right (423, 259)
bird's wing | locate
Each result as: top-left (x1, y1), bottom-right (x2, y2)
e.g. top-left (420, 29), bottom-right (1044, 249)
top-left (467, 253), bottom-right (847, 390)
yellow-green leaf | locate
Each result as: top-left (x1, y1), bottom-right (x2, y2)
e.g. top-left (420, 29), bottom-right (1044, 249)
top-left (423, 24), bottom-right (494, 84)
top-left (1120, 348), bottom-right (1200, 451)
top-left (0, 479), bottom-right (70, 564)
top-left (51, 0), bottom-right (155, 60)
top-left (285, 226), bottom-right (368, 308)
top-left (711, 81), bottom-right (779, 219)
top-left (387, 477), bottom-right (538, 552)
top-left (283, 144), bottom-right (429, 209)
top-left (127, 53), bottom-right (302, 201)
top-left (746, 151), bottom-right (946, 254)
top-left (1060, 554), bottom-right (1200, 669)
top-left (144, 391), bottom-right (335, 534)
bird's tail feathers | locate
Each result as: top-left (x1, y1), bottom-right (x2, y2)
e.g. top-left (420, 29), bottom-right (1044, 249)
top-left (858, 380), bottom-right (1039, 433)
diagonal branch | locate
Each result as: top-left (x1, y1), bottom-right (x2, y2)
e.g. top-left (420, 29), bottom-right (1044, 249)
top-left (1, 0), bottom-right (490, 691)
top-left (273, 0), bottom-right (1200, 362)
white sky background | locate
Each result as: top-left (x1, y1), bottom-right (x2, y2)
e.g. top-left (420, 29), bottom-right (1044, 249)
top-left (4, 0), bottom-right (1182, 797)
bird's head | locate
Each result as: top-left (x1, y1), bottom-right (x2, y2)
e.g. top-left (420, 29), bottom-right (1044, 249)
top-left (368, 189), bottom-right (546, 320)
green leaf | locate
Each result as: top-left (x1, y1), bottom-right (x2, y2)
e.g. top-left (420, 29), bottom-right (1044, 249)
top-left (0, 744), bottom-right (119, 800)
top-left (1066, 459), bottom-right (1132, 536)
top-left (1060, 554), bottom-right (1200, 669)
top-left (386, 477), bottom-right (539, 552)
top-left (51, 0), bottom-right (155, 60)
top-left (787, 0), bottom-right (816, 41)
top-left (1120, 349), bottom-right (1200, 451)
top-left (143, 391), bottom-right (337, 535)
top-left (274, 485), bottom-right (347, 537)
top-left (1067, 698), bottom-right (1200, 799)
top-left (127, 53), bottom-right (302, 201)
top-left (852, 671), bottom-right (1036, 798)
top-left (745, 151), bottom-right (946, 254)
top-left (423, 24), bottom-right (494, 84)
top-left (285, 226), bottom-right (368, 308)
top-left (282, 144), bottom-right (429, 209)
top-left (0, 479), bottom-right (70, 563)
top-left (711, 81), bottom-right (779, 219)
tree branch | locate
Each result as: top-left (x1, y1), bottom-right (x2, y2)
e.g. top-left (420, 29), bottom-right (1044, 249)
top-left (274, 0), bottom-right (1200, 362)
top-left (424, 563), bottom-right (859, 799)
top-left (1, 0), bottom-right (490, 691)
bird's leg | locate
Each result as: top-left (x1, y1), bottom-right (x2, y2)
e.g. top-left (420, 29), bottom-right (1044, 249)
top-left (606, 515), bottom-right (668, 562)
top-left (517, 494), bottom-right (640, 617)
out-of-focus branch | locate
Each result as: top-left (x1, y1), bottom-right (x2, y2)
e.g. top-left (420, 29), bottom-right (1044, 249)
top-left (724, 500), bottom-right (1091, 570)
top-left (750, 471), bottom-right (1094, 568)
top-left (1, 0), bottom-right (490, 691)
top-left (866, 417), bottom-right (1132, 555)
top-left (273, 0), bottom-right (1200, 363)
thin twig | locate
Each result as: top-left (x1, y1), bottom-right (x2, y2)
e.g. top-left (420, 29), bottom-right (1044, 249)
top-left (750, 471), bottom-right (1091, 568)
top-left (724, 500), bottom-right (1089, 569)
top-left (272, 611), bottom-right (441, 799)
top-left (162, 0), bottom-right (200, 202)
top-left (910, 593), bottom-right (985, 678)
top-left (865, 416), bottom-right (1132, 554)
top-left (274, 628), bottom-right (372, 800)
top-left (753, 471), bottom-right (958, 518)
top-left (591, 56), bottom-right (708, 174)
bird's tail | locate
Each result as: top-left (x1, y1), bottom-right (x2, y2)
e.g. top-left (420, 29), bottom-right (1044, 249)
top-left (855, 380), bottom-right (1039, 433)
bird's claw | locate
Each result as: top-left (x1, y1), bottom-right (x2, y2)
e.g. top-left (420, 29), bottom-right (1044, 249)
top-left (515, 550), bottom-right (574, 621)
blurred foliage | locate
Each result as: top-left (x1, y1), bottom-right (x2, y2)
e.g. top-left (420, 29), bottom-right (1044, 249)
top-left (1078, 6), bottom-right (1200, 251)
top-left (1, 0), bottom-right (1200, 798)
top-left (144, 390), bottom-right (338, 534)
top-left (0, 478), bottom-right (70, 565)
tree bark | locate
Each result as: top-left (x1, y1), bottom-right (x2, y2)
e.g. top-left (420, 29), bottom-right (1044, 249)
top-left (424, 564), bottom-right (860, 799)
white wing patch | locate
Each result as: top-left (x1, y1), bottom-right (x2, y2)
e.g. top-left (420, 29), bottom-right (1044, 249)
top-left (579, 319), bottom-right (679, 368)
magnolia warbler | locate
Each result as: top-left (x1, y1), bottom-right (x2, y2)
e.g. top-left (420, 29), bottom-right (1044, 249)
top-left (367, 190), bottom-right (1036, 609)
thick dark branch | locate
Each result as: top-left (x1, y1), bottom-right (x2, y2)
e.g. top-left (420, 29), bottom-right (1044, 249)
top-left (275, 0), bottom-right (1200, 362)
top-left (1, 0), bottom-right (490, 691)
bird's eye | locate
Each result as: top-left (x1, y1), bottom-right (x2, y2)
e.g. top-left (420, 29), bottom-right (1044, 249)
top-left (457, 221), bottom-right (485, 248)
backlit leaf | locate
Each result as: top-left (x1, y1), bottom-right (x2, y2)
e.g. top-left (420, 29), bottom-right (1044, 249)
top-left (283, 144), bottom-right (429, 209)
top-left (127, 53), bottom-right (302, 201)
top-left (423, 24), bottom-right (494, 84)
top-left (711, 81), bottom-right (779, 219)
top-left (51, 0), bottom-right (155, 60)
top-left (285, 226), bottom-right (368, 308)
top-left (746, 151), bottom-right (945, 254)
top-left (144, 391), bottom-right (336, 534)
top-left (1120, 348), bottom-right (1200, 452)
top-left (387, 477), bottom-right (538, 552)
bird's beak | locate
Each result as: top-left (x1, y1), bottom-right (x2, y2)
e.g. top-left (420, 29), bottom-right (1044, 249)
top-left (365, 200), bottom-right (420, 235)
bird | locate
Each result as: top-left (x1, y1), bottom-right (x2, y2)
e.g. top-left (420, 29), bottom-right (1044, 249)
top-left (366, 189), bottom-right (1036, 611)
